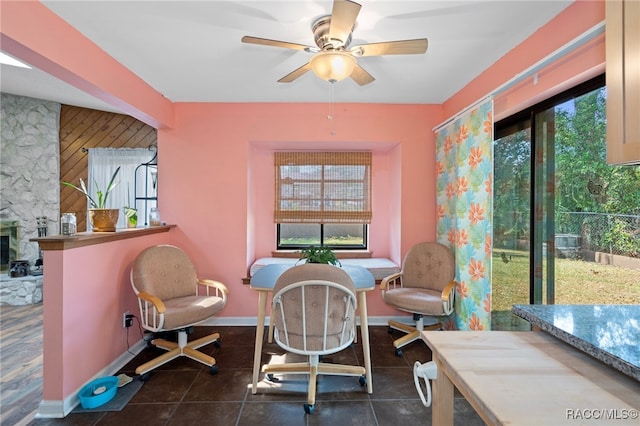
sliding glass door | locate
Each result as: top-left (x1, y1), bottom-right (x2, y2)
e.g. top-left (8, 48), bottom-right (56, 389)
top-left (492, 75), bottom-right (640, 330)
top-left (493, 123), bottom-right (532, 330)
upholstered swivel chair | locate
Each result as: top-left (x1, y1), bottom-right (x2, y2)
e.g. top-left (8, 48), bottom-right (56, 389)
top-left (263, 264), bottom-right (366, 414)
top-left (130, 245), bottom-right (228, 378)
top-left (381, 242), bottom-right (456, 356)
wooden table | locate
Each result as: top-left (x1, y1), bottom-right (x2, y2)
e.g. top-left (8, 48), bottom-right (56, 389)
top-left (422, 331), bottom-right (640, 426)
top-left (250, 264), bottom-right (375, 395)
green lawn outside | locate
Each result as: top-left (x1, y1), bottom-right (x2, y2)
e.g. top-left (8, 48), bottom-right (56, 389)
top-left (278, 243), bottom-right (639, 312)
top-left (492, 250), bottom-right (640, 311)
top-left (279, 237), bottom-right (365, 246)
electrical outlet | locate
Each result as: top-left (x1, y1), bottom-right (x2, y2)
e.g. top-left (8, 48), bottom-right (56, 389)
top-left (123, 312), bottom-right (133, 328)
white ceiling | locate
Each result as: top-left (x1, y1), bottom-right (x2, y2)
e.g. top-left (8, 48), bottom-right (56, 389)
top-left (0, 1), bottom-right (572, 114)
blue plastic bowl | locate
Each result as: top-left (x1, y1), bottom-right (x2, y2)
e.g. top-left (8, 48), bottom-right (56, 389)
top-left (78, 376), bottom-right (118, 409)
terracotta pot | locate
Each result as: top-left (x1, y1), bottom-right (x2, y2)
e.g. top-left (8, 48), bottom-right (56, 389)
top-left (89, 208), bottom-right (119, 232)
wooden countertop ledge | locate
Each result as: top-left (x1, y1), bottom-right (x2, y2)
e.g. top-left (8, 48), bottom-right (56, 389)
top-left (30, 225), bottom-right (176, 251)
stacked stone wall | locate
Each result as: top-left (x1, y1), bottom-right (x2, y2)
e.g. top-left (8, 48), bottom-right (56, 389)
top-left (0, 275), bottom-right (43, 305)
top-left (0, 93), bottom-right (60, 266)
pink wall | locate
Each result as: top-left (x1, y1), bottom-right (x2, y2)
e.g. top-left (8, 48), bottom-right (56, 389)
top-left (160, 102), bottom-right (442, 317)
top-left (444, 0), bottom-right (605, 121)
top-left (42, 231), bottom-right (178, 402)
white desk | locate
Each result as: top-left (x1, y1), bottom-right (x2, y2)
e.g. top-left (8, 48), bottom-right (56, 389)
top-left (422, 331), bottom-right (640, 426)
top-left (250, 264), bottom-right (375, 394)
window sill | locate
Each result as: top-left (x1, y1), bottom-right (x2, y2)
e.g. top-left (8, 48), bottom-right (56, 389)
top-left (271, 250), bottom-right (372, 259)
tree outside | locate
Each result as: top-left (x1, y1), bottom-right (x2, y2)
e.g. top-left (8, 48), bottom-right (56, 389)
top-left (554, 88), bottom-right (640, 258)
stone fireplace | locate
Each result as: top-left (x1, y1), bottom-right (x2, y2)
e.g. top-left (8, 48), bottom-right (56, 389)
top-left (0, 220), bottom-right (18, 272)
top-left (0, 93), bottom-right (61, 305)
top-left (0, 219), bottom-right (43, 303)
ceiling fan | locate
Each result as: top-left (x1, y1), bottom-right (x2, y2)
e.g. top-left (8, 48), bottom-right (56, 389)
top-left (241, 0), bottom-right (428, 86)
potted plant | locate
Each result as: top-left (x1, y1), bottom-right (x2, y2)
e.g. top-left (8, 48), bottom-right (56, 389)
top-left (296, 245), bottom-right (341, 266)
top-left (62, 167), bottom-right (121, 232)
top-left (123, 186), bottom-right (137, 228)
top-left (123, 207), bottom-right (137, 228)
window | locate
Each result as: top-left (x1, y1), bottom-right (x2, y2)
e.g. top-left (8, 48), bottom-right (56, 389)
top-left (278, 224), bottom-right (368, 249)
top-left (88, 148), bottom-right (157, 229)
top-left (275, 152), bottom-right (371, 249)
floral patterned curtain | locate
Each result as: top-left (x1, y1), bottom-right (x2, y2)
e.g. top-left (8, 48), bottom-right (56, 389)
top-left (435, 99), bottom-right (493, 330)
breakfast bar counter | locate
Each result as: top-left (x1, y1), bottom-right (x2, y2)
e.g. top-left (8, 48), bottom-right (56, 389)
top-left (512, 304), bottom-right (640, 381)
top-left (422, 331), bottom-right (640, 425)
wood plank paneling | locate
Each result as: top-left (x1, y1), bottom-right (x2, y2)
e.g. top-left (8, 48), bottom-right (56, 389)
top-left (59, 106), bottom-right (157, 231)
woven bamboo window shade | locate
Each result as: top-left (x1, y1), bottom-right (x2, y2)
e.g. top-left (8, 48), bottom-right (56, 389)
top-left (274, 152), bottom-right (372, 224)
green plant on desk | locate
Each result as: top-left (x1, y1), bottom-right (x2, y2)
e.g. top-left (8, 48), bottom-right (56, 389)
top-left (296, 246), bottom-right (341, 266)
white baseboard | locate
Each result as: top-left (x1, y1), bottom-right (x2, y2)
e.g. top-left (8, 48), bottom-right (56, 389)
top-left (35, 338), bottom-right (147, 418)
top-left (33, 400), bottom-right (66, 419)
top-left (199, 316), bottom-right (260, 326)
top-left (35, 315), bottom-right (413, 418)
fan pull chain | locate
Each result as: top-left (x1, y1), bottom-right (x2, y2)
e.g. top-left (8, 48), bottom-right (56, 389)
top-left (328, 81), bottom-right (336, 136)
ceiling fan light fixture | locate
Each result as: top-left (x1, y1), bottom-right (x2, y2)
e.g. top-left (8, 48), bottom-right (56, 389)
top-left (310, 51), bottom-right (356, 83)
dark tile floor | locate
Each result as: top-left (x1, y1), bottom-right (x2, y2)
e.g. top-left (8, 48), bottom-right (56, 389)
top-left (28, 326), bottom-right (485, 426)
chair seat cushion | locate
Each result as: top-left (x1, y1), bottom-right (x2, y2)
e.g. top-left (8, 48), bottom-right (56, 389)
top-left (162, 295), bottom-right (226, 330)
top-left (275, 332), bottom-right (347, 353)
top-left (382, 287), bottom-right (444, 316)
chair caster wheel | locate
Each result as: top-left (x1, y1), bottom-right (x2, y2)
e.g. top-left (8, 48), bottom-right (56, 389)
top-left (139, 372), bottom-right (152, 382)
top-left (266, 374), bottom-right (280, 382)
top-left (209, 365), bottom-right (219, 375)
top-left (359, 375), bottom-right (367, 387)
top-left (303, 403), bottom-right (314, 414)
top-left (214, 340), bottom-right (222, 348)
top-left (395, 348), bottom-right (403, 357)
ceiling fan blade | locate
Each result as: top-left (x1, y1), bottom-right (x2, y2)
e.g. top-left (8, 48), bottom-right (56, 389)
top-left (241, 36), bottom-right (310, 51)
top-left (350, 64), bottom-right (375, 86)
top-left (329, 0), bottom-right (361, 45)
top-left (278, 63), bottom-right (312, 83)
top-left (352, 39), bottom-right (428, 57)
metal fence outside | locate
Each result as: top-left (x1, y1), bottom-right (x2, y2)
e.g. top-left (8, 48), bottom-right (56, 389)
top-left (557, 212), bottom-right (640, 258)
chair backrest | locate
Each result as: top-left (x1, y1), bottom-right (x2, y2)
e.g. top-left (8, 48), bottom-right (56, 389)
top-left (272, 264), bottom-right (357, 355)
top-left (131, 245), bottom-right (198, 300)
top-left (401, 242), bottom-right (455, 292)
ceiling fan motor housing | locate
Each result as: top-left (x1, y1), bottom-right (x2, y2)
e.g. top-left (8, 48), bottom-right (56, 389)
top-left (312, 15), bottom-right (354, 51)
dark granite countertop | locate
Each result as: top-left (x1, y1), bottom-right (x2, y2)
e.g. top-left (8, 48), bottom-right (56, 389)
top-left (512, 304), bottom-right (639, 382)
